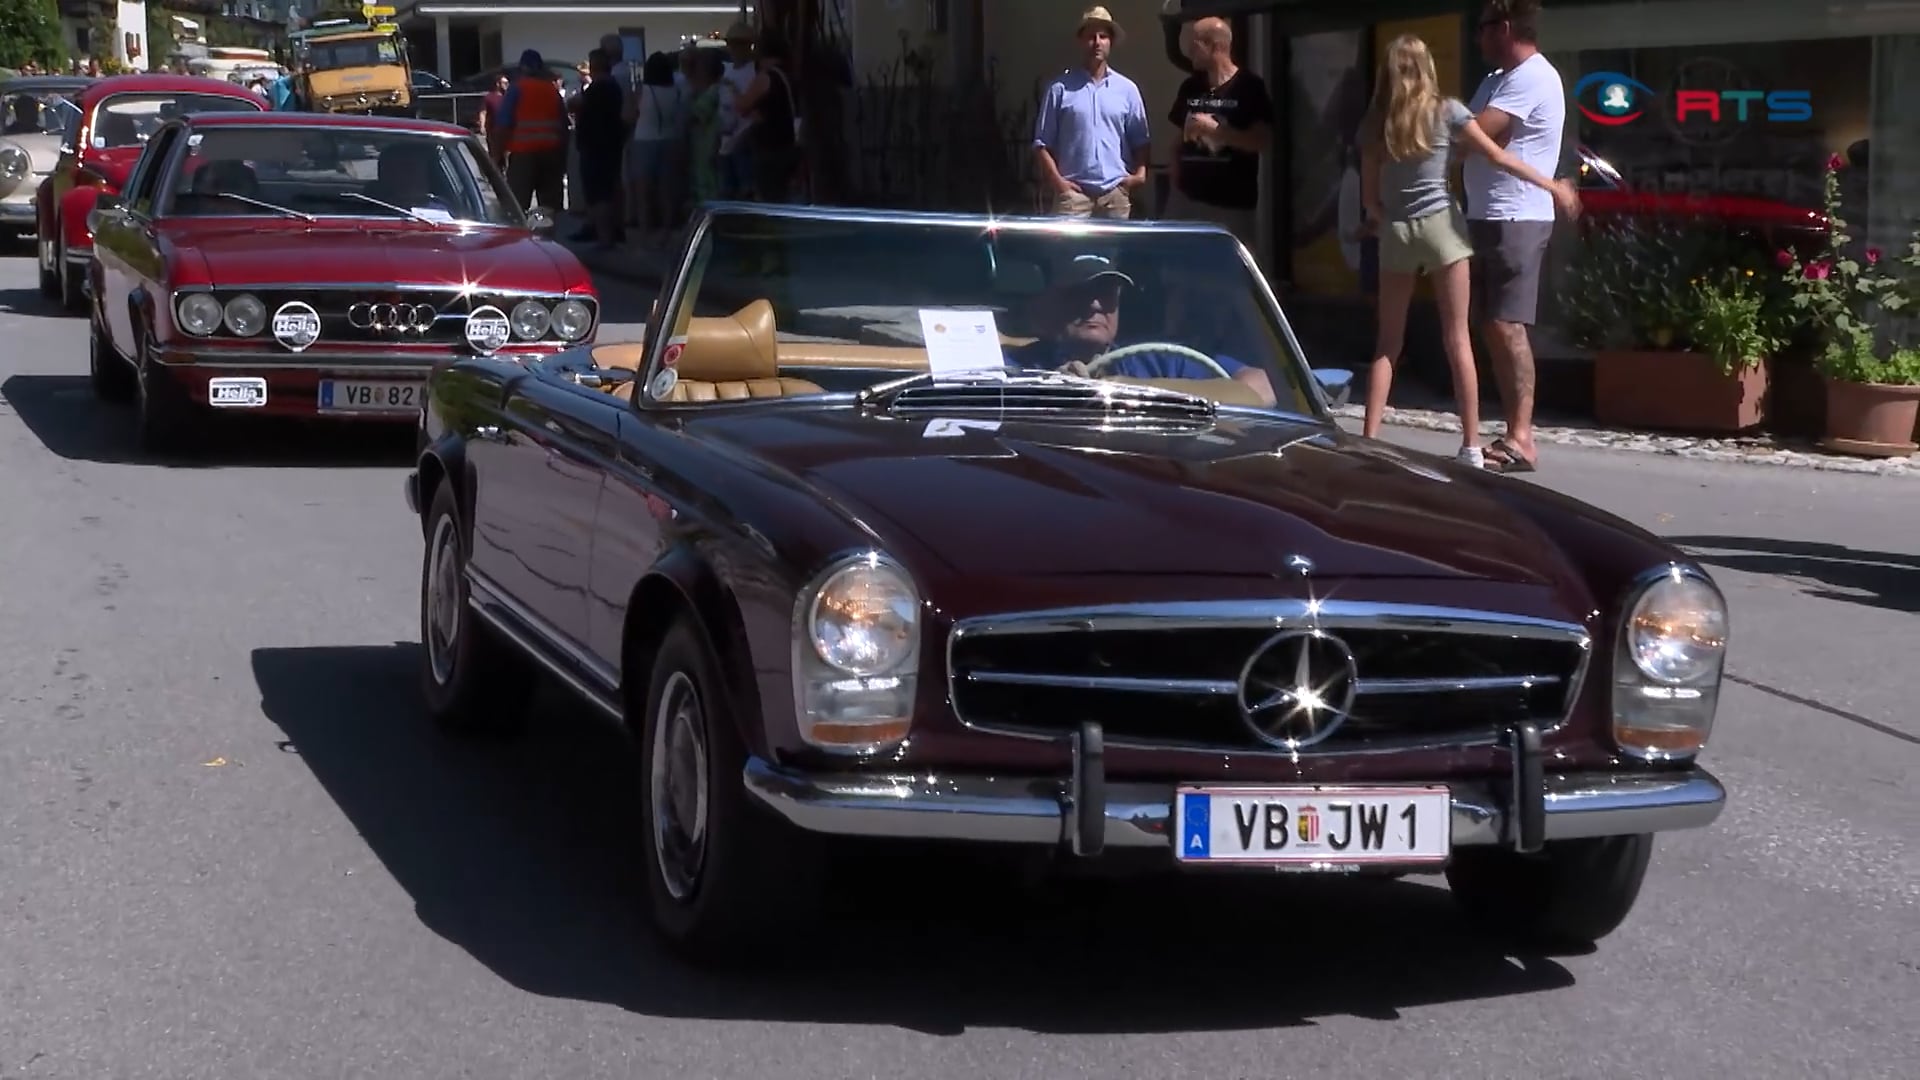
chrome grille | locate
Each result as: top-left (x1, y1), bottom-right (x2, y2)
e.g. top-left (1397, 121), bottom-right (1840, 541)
top-left (886, 379), bottom-right (1217, 428)
top-left (945, 600), bottom-right (1591, 753)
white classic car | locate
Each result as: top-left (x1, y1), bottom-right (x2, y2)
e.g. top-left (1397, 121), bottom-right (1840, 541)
top-left (0, 75), bottom-right (87, 237)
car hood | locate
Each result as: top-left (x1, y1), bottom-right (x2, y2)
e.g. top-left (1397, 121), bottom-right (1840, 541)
top-left (685, 406), bottom-right (1580, 587)
top-left (158, 221), bottom-right (574, 290)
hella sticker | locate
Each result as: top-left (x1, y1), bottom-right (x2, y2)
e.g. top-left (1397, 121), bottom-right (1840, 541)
top-left (649, 367), bottom-right (678, 400)
top-left (270, 301), bottom-right (321, 352)
top-left (207, 376), bottom-right (267, 408)
top-left (465, 305), bottom-right (511, 353)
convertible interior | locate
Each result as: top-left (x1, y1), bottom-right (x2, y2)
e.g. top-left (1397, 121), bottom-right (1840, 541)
top-left (585, 299), bottom-right (1270, 408)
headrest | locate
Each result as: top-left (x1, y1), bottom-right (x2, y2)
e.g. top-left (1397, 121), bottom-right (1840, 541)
top-left (677, 299), bottom-right (777, 384)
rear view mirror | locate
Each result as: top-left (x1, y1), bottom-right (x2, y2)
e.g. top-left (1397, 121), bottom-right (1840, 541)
top-left (1313, 367), bottom-right (1353, 407)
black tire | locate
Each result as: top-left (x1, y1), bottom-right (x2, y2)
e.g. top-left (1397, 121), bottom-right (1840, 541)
top-left (1445, 833), bottom-right (1655, 950)
top-left (38, 237), bottom-right (59, 299)
top-left (58, 237), bottom-right (84, 313)
top-left (88, 310), bottom-right (134, 402)
top-left (636, 615), bottom-right (822, 966)
top-left (418, 480), bottom-right (536, 734)
top-left (133, 333), bottom-right (193, 454)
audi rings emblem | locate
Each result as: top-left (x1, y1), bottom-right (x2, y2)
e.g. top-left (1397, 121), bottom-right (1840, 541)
top-left (1235, 629), bottom-right (1360, 749)
top-left (348, 301), bottom-right (438, 333)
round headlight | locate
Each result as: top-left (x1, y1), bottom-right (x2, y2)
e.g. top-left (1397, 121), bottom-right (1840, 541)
top-left (0, 144), bottom-right (27, 182)
top-left (1626, 571), bottom-right (1728, 685)
top-left (176, 293), bottom-right (223, 336)
top-left (551, 299), bottom-right (593, 341)
top-left (223, 293), bottom-right (266, 336)
top-left (808, 557), bottom-right (920, 676)
top-left (510, 299), bottom-right (550, 340)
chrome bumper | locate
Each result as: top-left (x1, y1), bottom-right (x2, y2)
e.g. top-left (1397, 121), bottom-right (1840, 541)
top-left (742, 756), bottom-right (1726, 854)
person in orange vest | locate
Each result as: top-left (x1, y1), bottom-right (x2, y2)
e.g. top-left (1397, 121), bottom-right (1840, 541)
top-left (494, 49), bottom-right (569, 218)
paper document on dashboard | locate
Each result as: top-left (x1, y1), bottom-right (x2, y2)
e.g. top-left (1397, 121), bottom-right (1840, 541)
top-left (919, 309), bottom-right (1007, 380)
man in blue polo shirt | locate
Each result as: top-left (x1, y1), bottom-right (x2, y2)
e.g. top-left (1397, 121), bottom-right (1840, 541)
top-left (1032, 6), bottom-right (1151, 220)
top-left (1008, 253), bottom-right (1278, 406)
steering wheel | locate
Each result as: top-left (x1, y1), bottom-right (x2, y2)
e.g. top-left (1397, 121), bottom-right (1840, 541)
top-left (1084, 341), bottom-right (1235, 380)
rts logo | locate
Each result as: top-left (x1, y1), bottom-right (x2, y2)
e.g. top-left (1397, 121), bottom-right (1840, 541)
top-left (1573, 70), bottom-right (1812, 126)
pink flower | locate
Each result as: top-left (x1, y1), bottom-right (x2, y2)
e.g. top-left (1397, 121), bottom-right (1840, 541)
top-left (1867, 247), bottom-right (1882, 264)
top-left (1805, 261), bottom-right (1831, 280)
top-left (1827, 153), bottom-right (1845, 172)
top-left (1775, 249), bottom-right (1795, 268)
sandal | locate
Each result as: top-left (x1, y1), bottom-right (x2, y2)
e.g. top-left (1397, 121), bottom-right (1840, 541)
top-left (1482, 437), bottom-right (1538, 473)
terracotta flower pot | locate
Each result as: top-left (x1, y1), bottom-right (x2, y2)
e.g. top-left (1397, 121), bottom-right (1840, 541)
top-left (1818, 377), bottom-right (1920, 457)
top-left (1592, 349), bottom-right (1769, 433)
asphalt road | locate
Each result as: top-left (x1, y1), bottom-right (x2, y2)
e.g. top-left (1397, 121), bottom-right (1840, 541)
top-left (1, 246), bottom-right (1914, 1080)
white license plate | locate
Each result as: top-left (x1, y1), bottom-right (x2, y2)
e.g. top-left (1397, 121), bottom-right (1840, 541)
top-left (1173, 784), bottom-right (1452, 867)
top-left (207, 376), bottom-right (267, 408)
top-left (319, 380), bottom-right (422, 413)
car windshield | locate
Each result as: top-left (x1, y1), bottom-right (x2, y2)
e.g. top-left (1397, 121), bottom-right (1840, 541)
top-left (159, 126), bottom-right (519, 226)
top-left (92, 92), bottom-right (261, 149)
top-left (644, 211), bottom-right (1318, 414)
top-left (307, 37), bottom-right (401, 71)
top-left (2, 88), bottom-right (78, 136)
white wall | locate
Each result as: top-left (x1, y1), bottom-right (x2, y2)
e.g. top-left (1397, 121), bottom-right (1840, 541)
top-left (497, 11), bottom-right (731, 68)
top-left (115, 0), bottom-right (150, 71)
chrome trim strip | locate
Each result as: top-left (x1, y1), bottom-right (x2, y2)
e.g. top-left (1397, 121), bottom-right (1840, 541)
top-left (65, 248), bottom-right (91, 264)
top-left (959, 670), bottom-right (1562, 697)
top-left (945, 599), bottom-right (1595, 756)
top-left (169, 281), bottom-right (600, 301)
top-left (153, 349), bottom-right (552, 368)
top-left (963, 671), bottom-right (1238, 695)
top-left (742, 758), bottom-right (1726, 850)
top-left (465, 567), bottom-right (623, 712)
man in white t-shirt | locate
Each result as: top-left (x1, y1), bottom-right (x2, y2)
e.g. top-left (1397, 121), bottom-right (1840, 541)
top-left (716, 19), bottom-right (760, 198)
top-left (1463, 0), bottom-right (1568, 474)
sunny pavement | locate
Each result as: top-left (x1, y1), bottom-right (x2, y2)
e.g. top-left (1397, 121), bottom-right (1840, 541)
top-left (0, 243), bottom-right (1913, 1079)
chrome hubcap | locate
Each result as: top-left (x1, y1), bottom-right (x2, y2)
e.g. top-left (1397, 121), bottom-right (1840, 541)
top-left (650, 670), bottom-right (710, 902)
top-left (425, 514), bottom-right (462, 685)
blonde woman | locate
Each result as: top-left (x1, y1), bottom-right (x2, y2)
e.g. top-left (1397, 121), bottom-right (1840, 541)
top-left (1359, 33), bottom-right (1578, 467)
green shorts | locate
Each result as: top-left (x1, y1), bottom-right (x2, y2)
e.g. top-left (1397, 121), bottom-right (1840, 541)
top-left (1380, 204), bottom-right (1473, 275)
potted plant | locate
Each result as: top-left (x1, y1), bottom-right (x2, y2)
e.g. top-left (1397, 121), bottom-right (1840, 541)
top-left (1565, 215), bottom-right (1780, 433)
top-left (1777, 154), bottom-right (1920, 456)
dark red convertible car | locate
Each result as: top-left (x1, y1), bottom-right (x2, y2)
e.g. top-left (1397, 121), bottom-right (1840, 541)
top-left (405, 204), bottom-right (1729, 966)
top-left (36, 74), bottom-right (265, 312)
top-left (86, 110), bottom-right (597, 451)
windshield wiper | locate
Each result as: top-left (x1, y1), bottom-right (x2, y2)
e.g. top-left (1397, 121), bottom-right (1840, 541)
top-left (341, 191), bottom-right (450, 227)
top-left (207, 191), bottom-right (314, 221)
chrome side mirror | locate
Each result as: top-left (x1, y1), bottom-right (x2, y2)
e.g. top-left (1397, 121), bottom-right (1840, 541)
top-left (524, 207), bottom-right (553, 233)
top-left (1313, 367), bottom-right (1353, 407)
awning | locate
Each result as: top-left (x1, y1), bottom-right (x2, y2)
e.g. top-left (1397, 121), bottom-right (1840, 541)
top-left (408, 1), bottom-right (748, 15)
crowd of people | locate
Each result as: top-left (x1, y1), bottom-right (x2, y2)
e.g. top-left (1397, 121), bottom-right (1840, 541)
top-left (1033, 1), bottom-right (1582, 474)
top-left (473, 19), bottom-right (797, 251)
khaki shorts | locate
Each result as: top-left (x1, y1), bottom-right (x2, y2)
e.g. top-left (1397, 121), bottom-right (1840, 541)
top-left (1379, 204), bottom-right (1473, 276)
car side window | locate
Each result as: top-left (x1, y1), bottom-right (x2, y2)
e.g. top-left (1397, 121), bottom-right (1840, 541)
top-left (125, 128), bottom-right (180, 217)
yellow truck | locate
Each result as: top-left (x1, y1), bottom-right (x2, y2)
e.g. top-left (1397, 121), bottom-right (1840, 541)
top-left (290, 19), bottom-right (412, 114)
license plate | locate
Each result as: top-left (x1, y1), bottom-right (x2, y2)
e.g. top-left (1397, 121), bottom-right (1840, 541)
top-left (319, 380), bottom-right (422, 413)
top-left (207, 376), bottom-right (267, 407)
top-left (1173, 784), bottom-right (1452, 867)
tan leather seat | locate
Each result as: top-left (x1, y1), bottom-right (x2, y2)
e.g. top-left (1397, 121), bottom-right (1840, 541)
top-left (663, 299), bottom-right (822, 403)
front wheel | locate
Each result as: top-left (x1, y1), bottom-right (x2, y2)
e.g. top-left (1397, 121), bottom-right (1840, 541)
top-left (637, 616), bottom-right (821, 965)
top-left (419, 480), bottom-right (536, 733)
top-left (1445, 833), bottom-right (1655, 950)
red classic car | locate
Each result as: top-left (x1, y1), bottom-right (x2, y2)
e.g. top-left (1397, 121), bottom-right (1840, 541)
top-left (404, 204), bottom-right (1730, 967)
top-left (86, 110), bottom-right (597, 451)
top-left (35, 74), bottom-right (265, 312)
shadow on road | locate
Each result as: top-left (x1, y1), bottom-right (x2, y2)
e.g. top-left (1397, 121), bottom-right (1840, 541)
top-left (252, 641), bottom-right (1579, 1036)
top-left (1672, 535), bottom-right (1920, 615)
top-left (1, 374), bottom-right (415, 468)
top-left (0, 284), bottom-right (66, 319)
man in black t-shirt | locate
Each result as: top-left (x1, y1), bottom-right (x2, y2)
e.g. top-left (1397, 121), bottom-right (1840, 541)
top-left (1165, 17), bottom-right (1273, 258)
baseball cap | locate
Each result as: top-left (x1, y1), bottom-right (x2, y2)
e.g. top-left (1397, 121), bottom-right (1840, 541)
top-left (1055, 252), bottom-right (1135, 288)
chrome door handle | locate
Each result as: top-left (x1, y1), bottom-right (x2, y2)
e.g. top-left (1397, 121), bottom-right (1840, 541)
top-left (474, 424), bottom-right (507, 442)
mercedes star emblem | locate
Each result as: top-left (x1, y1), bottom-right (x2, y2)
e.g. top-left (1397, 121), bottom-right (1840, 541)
top-left (1285, 554), bottom-right (1315, 577)
top-left (1236, 629), bottom-right (1359, 749)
